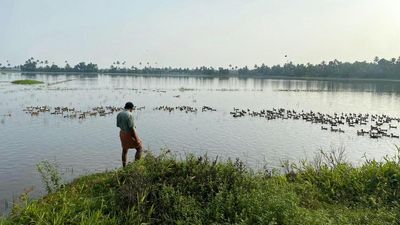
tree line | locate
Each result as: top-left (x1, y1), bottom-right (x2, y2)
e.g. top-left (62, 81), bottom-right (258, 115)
top-left (18, 58), bottom-right (98, 73)
top-left (4, 56), bottom-right (400, 79)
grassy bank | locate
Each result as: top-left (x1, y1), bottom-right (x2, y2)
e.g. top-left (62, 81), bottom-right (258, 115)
top-left (11, 79), bottom-right (44, 85)
top-left (2, 150), bottom-right (400, 224)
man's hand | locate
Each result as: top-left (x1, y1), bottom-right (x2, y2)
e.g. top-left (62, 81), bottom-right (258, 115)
top-left (136, 137), bottom-right (143, 149)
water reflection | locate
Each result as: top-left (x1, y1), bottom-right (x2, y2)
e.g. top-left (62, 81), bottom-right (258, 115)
top-left (3, 72), bottom-right (400, 93)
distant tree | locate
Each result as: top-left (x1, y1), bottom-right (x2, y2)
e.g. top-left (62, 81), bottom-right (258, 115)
top-left (20, 58), bottom-right (37, 71)
top-left (12, 56), bottom-right (400, 79)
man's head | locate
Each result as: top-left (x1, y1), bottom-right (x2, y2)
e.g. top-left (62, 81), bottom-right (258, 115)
top-left (124, 102), bottom-right (134, 112)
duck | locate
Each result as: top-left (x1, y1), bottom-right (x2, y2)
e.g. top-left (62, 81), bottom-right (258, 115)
top-left (330, 127), bottom-right (338, 132)
top-left (369, 131), bottom-right (381, 139)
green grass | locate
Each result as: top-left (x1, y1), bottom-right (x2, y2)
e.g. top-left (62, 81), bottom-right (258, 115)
top-left (2, 149), bottom-right (400, 224)
top-left (11, 79), bottom-right (44, 85)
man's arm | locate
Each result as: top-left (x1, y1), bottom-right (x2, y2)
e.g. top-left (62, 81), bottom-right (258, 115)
top-left (128, 114), bottom-right (142, 146)
top-left (130, 127), bottom-right (142, 147)
top-left (129, 127), bottom-right (140, 141)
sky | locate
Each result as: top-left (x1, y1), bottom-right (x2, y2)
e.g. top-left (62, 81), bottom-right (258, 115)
top-left (0, 0), bottom-right (400, 68)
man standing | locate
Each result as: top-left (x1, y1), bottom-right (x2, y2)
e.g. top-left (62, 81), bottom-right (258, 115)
top-left (117, 102), bottom-right (143, 167)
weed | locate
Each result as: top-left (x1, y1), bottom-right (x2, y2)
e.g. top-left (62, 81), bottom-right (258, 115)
top-left (36, 160), bottom-right (63, 193)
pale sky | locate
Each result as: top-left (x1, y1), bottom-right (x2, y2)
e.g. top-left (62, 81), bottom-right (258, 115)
top-left (1, 0), bottom-right (399, 68)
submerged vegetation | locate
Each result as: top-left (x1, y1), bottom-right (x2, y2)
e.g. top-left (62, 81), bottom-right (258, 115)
top-left (10, 79), bottom-right (44, 85)
top-left (1, 56), bottom-right (400, 79)
top-left (3, 149), bottom-right (400, 224)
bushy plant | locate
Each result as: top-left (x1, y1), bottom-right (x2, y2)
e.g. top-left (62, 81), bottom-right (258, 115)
top-left (36, 160), bottom-right (63, 193)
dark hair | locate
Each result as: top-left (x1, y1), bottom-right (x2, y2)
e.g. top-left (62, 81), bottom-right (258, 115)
top-left (124, 102), bottom-right (134, 109)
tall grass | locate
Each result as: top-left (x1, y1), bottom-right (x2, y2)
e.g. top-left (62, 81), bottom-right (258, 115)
top-left (2, 148), bottom-right (400, 224)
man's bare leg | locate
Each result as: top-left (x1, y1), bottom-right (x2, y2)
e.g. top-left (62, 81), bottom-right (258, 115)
top-left (122, 148), bottom-right (129, 167)
top-left (135, 146), bottom-right (143, 161)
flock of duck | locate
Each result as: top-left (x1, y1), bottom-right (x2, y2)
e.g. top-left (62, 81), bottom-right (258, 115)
top-left (230, 107), bottom-right (400, 139)
top-left (153, 105), bottom-right (217, 113)
top-left (19, 105), bottom-right (400, 139)
top-left (22, 105), bottom-right (216, 119)
top-left (22, 105), bottom-right (144, 119)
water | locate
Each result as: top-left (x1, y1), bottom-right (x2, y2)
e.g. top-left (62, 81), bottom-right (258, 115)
top-left (1, 72), bottom-right (400, 213)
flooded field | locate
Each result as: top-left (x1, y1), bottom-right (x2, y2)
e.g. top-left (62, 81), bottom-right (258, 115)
top-left (1, 72), bottom-right (400, 213)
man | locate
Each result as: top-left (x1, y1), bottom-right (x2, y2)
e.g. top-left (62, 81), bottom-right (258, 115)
top-left (116, 102), bottom-right (143, 167)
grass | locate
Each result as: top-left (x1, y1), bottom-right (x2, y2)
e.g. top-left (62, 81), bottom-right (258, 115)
top-left (2, 149), bottom-right (400, 224)
top-left (10, 79), bottom-right (44, 85)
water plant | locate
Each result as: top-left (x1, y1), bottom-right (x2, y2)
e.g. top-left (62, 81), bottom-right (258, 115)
top-left (10, 80), bottom-right (44, 85)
